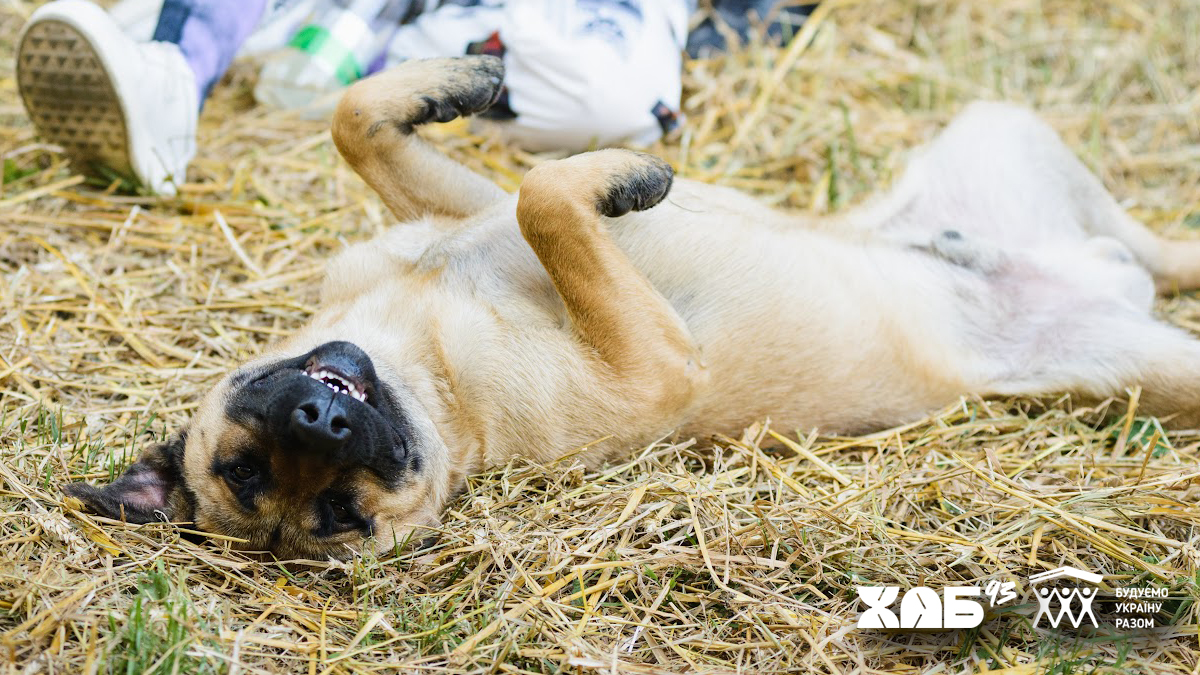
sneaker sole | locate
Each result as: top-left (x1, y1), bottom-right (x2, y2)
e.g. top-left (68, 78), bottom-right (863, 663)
top-left (17, 18), bottom-right (135, 185)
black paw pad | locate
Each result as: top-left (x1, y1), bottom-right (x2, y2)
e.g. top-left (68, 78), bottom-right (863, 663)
top-left (398, 56), bottom-right (505, 134)
top-left (596, 157), bottom-right (674, 218)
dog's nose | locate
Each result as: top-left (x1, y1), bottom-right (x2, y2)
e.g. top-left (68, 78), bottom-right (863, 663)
top-left (290, 397), bottom-right (352, 452)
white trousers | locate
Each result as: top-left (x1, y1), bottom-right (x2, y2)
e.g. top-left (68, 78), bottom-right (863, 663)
top-left (111, 0), bottom-right (691, 151)
top-left (385, 0), bottom-right (689, 151)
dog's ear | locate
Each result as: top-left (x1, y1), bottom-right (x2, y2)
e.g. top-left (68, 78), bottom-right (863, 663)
top-left (63, 431), bottom-right (192, 524)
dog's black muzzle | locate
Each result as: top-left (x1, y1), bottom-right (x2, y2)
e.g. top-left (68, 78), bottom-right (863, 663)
top-left (228, 341), bottom-right (413, 484)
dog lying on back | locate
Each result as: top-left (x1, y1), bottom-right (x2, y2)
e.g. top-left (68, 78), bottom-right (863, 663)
top-left (66, 56), bottom-right (1200, 559)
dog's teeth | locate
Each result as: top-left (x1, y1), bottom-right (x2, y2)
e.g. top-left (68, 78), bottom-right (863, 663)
top-left (300, 365), bottom-right (364, 401)
top-left (305, 367), bottom-right (367, 402)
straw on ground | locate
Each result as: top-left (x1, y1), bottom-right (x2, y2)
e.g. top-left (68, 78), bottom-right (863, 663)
top-left (1, 1), bottom-right (1199, 673)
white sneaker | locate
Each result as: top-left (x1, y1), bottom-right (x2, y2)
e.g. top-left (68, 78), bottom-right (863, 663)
top-left (16, 0), bottom-right (198, 196)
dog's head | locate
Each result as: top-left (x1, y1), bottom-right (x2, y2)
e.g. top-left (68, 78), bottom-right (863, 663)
top-left (65, 340), bottom-right (446, 558)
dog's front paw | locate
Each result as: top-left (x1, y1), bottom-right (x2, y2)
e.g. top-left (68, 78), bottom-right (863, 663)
top-left (334, 56), bottom-right (504, 144)
top-left (597, 152), bottom-right (674, 218)
top-left (402, 56), bottom-right (505, 133)
top-left (518, 149), bottom-right (675, 225)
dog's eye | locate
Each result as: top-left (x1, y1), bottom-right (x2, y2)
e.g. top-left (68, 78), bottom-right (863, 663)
top-left (316, 494), bottom-right (366, 536)
top-left (229, 464), bottom-right (257, 483)
top-left (328, 499), bottom-right (353, 524)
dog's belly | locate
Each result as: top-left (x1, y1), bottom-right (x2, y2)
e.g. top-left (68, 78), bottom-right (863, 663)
top-left (618, 197), bottom-right (985, 434)
top-left (428, 183), bottom-right (994, 438)
top-left (609, 180), bottom-right (1157, 435)
top-left (347, 179), bottom-right (1153, 450)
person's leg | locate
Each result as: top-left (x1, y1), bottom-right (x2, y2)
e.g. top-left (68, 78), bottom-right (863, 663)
top-left (109, 0), bottom-right (316, 57)
top-left (686, 0), bottom-right (816, 57)
top-left (152, 0), bottom-right (267, 101)
top-left (380, 0), bottom-right (689, 151)
top-left (382, 1), bottom-right (507, 67)
top-left (494, 0), bottom-right (689, 151)
top-left (16, 0), bottom-right (264, 195)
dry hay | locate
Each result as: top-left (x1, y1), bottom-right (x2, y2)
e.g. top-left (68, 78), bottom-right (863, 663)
top-left (2, 0), bottom-right (1200, 673)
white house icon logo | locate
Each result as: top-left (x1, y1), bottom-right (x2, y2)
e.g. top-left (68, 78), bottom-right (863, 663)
top-left (1029, 566), bottom-right (1102, 629)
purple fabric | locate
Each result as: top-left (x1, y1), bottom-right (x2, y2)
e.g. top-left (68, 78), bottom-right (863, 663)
top-left (366, 51), bottom-right (388, 76)
top-left (153, 0), bottom-right (268, 104)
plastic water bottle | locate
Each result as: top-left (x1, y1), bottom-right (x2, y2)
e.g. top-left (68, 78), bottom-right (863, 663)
top-left (255, 0), bottom-right (419, 116)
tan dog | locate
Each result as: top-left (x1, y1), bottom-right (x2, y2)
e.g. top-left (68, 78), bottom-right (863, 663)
top-left (66, 56), bottom-right (1200, 559)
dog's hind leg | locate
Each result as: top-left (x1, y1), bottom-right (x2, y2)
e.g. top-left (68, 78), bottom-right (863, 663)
top-left (862, 101), bottom-right (1200, 292)
top-left (332, 56), bottom-right (507, 222)
top-left (516, 149), bottom-right (709, 426)
top-left (994, 308), bottom-right (1200, 429)
top-left (1121, 327), bottom-right (1200, 428)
